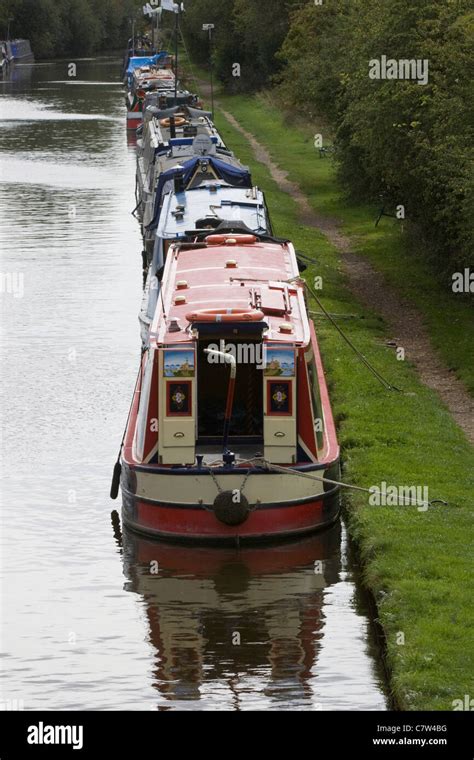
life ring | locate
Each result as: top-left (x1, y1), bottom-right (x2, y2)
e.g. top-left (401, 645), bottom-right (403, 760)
top-left (185, 308), bottom-right (264, 323)
top-left (205, 234), bottom-right (257, 246)
top-left (160, 116), bottom-right (186, 128)
top-left (136, 89), bottom-right (146, 99)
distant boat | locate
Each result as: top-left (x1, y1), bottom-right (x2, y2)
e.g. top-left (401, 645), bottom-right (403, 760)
top-left (10, 39), bottom-right (34, 63)
top-left (0, 39), bottom-right (34, 77)
top-left (124, 52), bottom-right (177, 129)
top-left (138, 168), bottom-right (271, 347)
top-left (136, 102), bottom-right (254, 268)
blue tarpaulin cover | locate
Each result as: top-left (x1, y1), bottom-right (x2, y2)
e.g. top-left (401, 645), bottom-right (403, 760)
top-left (126, 52), bottom-right (170, 77)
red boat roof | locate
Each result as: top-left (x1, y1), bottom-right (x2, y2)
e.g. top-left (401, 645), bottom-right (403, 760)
top-left (150, 238), bottom-right (311, 346)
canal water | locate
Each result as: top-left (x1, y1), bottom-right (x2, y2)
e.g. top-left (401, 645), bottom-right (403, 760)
top-left (0, 58), bottom-right (387, 711)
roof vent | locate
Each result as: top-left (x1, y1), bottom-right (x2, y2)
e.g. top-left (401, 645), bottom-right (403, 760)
top-left (176, 280), bottom-right (188, 290)
top-left (175, 295), bottom-right (187, 305)
top-left (279, 323), bottom-right (293, 334)
top-left (168, 318), bottom-right (182, 333)
top-left (172, 204), bottom-right (185, 220)
top-left (225, 259), bottom-right (238, 268)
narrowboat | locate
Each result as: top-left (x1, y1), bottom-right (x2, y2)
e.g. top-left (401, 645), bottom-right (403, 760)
top-left (128, 81), bottom-right (200, 132)
top-left (125, 52), bottom-right (174, 88)
top-left (125, 52), bottom-right (174, 129)
top-left (136, 107), bottom-right (246, 262)
top-left (139, 185), bottom-right (272, 345)
top-left (0, 41), bottom-right (13, 76)
top-left (139, 153), bottom-right (261, 266)
top-left (143, 88), bottom-right (202, 112)
top-left (9, 38), bottom-right (34, 63)
top-left (122, 35), bottom-right (155, 78)
top-left (118, 232), bottom-right (340, 542)
top-left (0, 39), bottom-right (33, 77)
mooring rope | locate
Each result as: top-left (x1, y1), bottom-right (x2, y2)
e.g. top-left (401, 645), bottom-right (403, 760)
top-left (309, 310), bottom-right (362, 320)
top-left (202, 457), bottom-right (447, 510)
top-left (304, 279), bottom-right (402, 392)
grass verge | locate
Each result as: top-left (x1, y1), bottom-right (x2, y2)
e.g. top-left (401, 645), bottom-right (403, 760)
top-left (190, 76), bottom-right (474, 710)
top-left (215, 90), bottom-right (474, 396)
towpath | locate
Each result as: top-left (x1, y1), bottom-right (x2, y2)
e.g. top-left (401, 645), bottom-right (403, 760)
top-left (193, 79), bottom-right (474, 444)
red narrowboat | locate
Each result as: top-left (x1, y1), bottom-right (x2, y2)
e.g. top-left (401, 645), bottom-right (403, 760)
top-left (118, 232), bottom-right (340, 542)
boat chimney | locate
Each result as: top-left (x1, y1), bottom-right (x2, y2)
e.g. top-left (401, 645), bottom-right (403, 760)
top-left (169, 115), bottom-right (176, 139)
top-left (174, 171), bottom-right (185, 195)
top-left (168, 318), bottom-right (182, 333)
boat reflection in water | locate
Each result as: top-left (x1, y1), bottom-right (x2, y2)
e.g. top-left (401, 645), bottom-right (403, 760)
top-left (126, 129), bottom-right (138, 149)
top-left (119, 521), bottom-right (377, 709)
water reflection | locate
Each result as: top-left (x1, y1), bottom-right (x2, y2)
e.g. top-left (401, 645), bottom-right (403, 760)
top-left (121, 525), bottom-right (387, 710)
top-left (0, 62), bottom-right (34, 86)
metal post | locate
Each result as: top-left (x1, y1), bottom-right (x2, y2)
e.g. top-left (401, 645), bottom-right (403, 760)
top-left (174, 6), bottom-right (179, 106)
top-left (209, 29), bottom-right (214, 119)
top-left (203, 24), bottom-right (215, 119)
top-left (151, 7), bottom-right (160, 53)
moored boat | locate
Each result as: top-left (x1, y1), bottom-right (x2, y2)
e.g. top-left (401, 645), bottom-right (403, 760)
top-left (117, 232), bottom-right (340, 542)
top-left (125, 52), bottom-right (175, 129)
top-left (0, 41), bottom-right (13, 77)
top-left (9, 38), bottom-right (34, 63)
top-left (0, 38), bottom-right (33, 77)
top-left (122, 34), bottom-right (155, 78)
top-left (136, 104), bottom-right (247, 263)
top-left (139, 186), bottom-right (272, 345)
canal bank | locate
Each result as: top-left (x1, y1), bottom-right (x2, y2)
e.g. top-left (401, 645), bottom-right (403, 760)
top-left (185, 73), bottom-right (474, 710)
top-left (0, 56), bottom-right (388, 710)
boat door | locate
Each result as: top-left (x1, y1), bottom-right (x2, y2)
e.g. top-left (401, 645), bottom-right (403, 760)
top-left (197, 336), bottom-right (264, 452)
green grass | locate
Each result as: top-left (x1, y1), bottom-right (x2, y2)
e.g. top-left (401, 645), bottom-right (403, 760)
top-left (211, 90), bottom-right (474, 397)
top-left (189, 76), bottom-right (474, 710)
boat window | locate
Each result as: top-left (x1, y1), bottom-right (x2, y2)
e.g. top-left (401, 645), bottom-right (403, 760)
top-left (135, 350), bottom-right (155, 462)
top-left (307, 355), bottom-right (325, 450)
